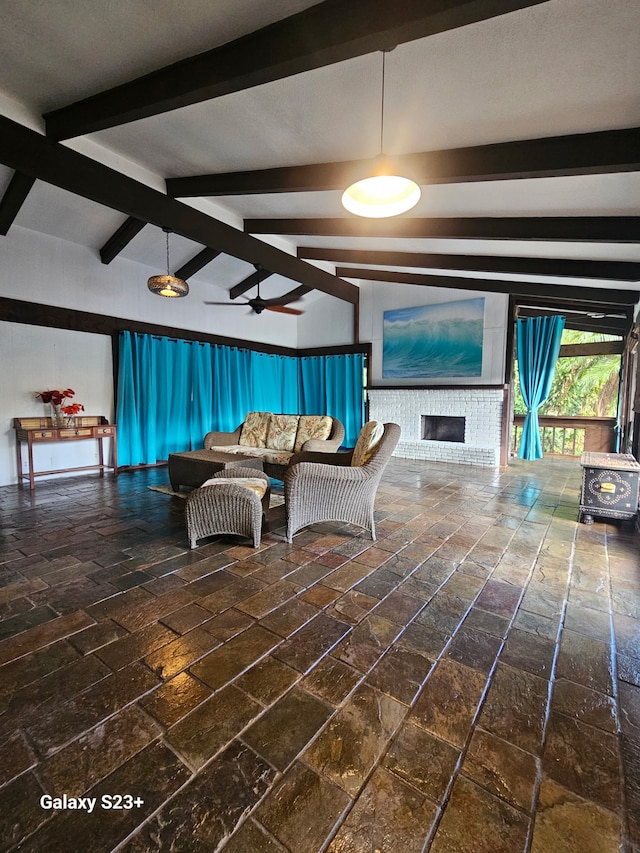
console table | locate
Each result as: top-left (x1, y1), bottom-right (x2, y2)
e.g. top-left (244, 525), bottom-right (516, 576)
top-left (14, 416), bottom-right (118, 490)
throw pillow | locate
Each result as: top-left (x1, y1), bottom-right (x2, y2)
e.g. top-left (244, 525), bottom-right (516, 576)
top-left (351, 421), bottom-right (385, 467)
top-left (239, 411), bottom-right (270, 448)
top-left (266, 414), bottom-right (300, 451)
top-left (294, 415), bottom-right (333, 452)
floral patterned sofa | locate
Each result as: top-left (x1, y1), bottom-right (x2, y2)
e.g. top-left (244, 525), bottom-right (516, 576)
top-left (204, 412), bottom-right (345, 480)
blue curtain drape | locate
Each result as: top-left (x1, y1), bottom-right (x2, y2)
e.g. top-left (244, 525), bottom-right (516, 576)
top-left (517, 315), bottom-right (565, 460)
top-left (249, 351), bottom-right (299, 414)
top-left (117, 333), bottom-right (365, 464)
top-left (211, 345), bottom-right (251, 432)
top-left (298, 354), bottom-right (365, 446)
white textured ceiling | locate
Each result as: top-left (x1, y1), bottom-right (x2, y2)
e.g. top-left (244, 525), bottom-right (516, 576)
top-left (0, 0), bottom-right (638, 302)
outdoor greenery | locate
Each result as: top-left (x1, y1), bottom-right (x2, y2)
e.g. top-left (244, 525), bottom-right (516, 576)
top-left (512, 329), bottom-right (622, 456)
top-left (513, 329), bottom-right (622, 417)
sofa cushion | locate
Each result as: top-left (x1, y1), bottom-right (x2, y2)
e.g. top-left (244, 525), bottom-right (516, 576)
top-left (206, 444), bottom-right (256, 456)
top-left (294, 415), bottom-right (333, 452)
top-left (239, 411), bottom-right (270, 448)
top-left (351, 421), bottom-right (384, 467)
top-left (200, 476), bottom-right (268, 500)
top-left (266, 414), bottom-right (300, 451)
top-left (207, 445), bottom-right (293, 467)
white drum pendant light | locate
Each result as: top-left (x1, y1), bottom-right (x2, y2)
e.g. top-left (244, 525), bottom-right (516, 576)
top-left (342, 51), bottom-right (421, 219)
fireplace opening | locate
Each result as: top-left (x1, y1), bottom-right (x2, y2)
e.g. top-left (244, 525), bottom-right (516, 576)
top-left (421, 415), bottom-right (466, 443)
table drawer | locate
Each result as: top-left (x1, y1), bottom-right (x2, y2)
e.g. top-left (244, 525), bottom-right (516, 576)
top-left (33, 430), bottom-right (54, 440)
top-left (96, 426), bottom-right (115, 436)
top-left (58, 428), bottom-right (93, 438)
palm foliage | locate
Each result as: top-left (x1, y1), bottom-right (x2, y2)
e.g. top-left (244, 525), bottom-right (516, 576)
top-left (513, 329), bottom-right (621, 418)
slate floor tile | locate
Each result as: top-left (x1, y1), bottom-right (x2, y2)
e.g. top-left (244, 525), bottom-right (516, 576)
top-left (235, 655), bottom-right (300, 705)
top-left (476, 662), bottom-right (549, 755)
top-left (242, 685), bottom-right (333, 770)
top-left (383, 721), bottom-right (460, 803)
top-left (39, 704), bottom-right (161, 797)
top-left (530, 778), bottom-right (622, 853)
top-left (300, 654), bottom-right (363, 705)
top-left (367, 644), bottom-right (434, 705)
top-left (122, 742), bottom-right (277, 852)
top-left (166, 684), bottom-right (261, 770)
top-left (429, 775), bottom-right (530, 853)
top-left (190, 625), bottom-right (282, 689)
top-left (139, 670), bottom-right (212, 727)
top-left (542, 711), bottom-right (622, 811)
top-left (304, 683), bottom-right (406, 796)
top-left (255, 762), bottom-right (351, 853)
top-left (462, 728), bottom-right (537, 813)
top-left (327, 766), bottom-right (438, 853)
top-left (411, 658), bottom-right (487, 749)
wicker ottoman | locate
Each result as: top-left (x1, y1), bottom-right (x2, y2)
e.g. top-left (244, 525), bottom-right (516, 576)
top-left (185, 468), bottom-right (270, 549)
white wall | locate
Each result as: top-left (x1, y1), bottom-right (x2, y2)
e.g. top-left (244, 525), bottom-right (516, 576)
top-left (296, 291), bottom-right (354, 348)
top-left (359, 280), bottom-right (509, 385)
top-left (0, 322), bottom-right (114, 486)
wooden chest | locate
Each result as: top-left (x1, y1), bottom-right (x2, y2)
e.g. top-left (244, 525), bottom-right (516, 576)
top-left (579, 452), bottom-right (640, 525)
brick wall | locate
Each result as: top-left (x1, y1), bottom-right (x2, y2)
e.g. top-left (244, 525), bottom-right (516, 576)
top-left (368, 388), bottom-right (504, 467)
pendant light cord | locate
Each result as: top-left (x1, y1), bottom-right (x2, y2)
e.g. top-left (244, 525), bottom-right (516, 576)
top-left (380, 50), bottom-right (386, 156)
top-left (165, 229), bottom-right (171, 275)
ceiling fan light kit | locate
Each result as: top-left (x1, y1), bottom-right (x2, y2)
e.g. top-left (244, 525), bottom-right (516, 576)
top-left (342, 50), bottom-right (421, 219)
top-left (148, 227), bottom-right (189, 297)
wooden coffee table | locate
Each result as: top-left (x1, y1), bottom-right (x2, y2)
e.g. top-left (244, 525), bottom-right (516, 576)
top-left (168, 449), bottom-right (263, 491)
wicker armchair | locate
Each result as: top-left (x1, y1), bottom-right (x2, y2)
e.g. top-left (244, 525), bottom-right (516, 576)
top-left (284, 422), bottom-right (401, 543)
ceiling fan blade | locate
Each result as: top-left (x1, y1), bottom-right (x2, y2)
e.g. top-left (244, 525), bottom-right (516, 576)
top-left (266, 305), bottom-right (304, 315)
top-left (203, 301), bottom-right (248, 306)
top-left (262, 285), bottom-right (312, 307)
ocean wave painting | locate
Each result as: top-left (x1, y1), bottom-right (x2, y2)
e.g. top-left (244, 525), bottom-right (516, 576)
top-left (383, 297), bottom-right (485, 378)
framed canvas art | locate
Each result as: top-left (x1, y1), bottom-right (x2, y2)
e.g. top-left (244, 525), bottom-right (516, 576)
top-left (383, 297), bottom-right (485, 379)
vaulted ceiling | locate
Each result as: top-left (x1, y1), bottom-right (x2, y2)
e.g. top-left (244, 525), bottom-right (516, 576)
top-left (0, 0), bottom-right (638, 335)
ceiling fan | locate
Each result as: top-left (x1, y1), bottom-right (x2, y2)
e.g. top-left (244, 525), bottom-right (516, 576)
top-left (204, 272), bottom-right (305, 315)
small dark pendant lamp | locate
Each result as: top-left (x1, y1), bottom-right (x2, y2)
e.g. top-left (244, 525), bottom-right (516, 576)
top-left (147, 227), bottom-right (189, 298)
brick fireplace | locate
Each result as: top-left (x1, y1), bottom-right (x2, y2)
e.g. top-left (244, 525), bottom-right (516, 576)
top-left (368, 387), bottom-right (506, 467)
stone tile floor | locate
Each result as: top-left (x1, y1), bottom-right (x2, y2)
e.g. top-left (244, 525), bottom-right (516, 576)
top-left (0, 456), bottom-right (638, 852)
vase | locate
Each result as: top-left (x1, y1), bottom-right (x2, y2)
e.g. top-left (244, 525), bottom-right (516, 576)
top-left (51, 406), bottom-right (64, 427)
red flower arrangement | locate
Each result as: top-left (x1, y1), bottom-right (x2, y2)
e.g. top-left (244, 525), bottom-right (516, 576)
top-left (35, 388), bottom-right (85, 421)
top-left (61, 402), bottom-right (85, 416)
top-left (35, 388), bottom-right (76, 407)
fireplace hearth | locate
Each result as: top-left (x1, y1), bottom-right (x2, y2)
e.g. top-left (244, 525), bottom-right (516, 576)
top-left (422, 415), bottom-right (466, 443)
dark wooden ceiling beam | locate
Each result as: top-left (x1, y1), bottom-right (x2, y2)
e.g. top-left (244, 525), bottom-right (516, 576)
top-left (0, 171), bottom-right (35, 236)
top-left (337, 266), bottom-right (640, 305)
top-left (517, 305), bottom-right (628, 336)
top-left (299, 247), bottom-right (640, 281)
top-left (169, 127), bottom-right (640, 197)
top-left (247, 216), bottom-right (640, 243)
top-left (0, 115), bottom-right (357, 303)
top-left (44, 0), bottom-right (549, 139)
top-left (229, 269), bottom-right (272, 300)
top-left (174, 246), bottom-right (221, 280)
top-left (99, 216), bottom-right (146, 264)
